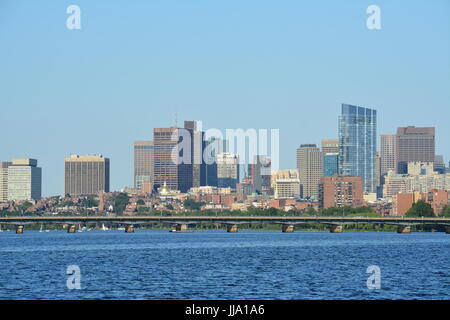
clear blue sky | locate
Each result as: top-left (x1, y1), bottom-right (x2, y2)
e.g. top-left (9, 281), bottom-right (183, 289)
top-left (1, 0), bottom-right (449, 197)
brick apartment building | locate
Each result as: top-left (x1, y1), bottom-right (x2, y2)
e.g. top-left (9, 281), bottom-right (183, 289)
top-left (392, 189), bottom-right (449, 216)
top-left (319, 175), bottom-right (364, 208)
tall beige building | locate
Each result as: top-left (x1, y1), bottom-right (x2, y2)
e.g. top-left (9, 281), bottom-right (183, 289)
top-left (297, 144), bottom-right (323, 199)
top-left (0, 162), bottom-right (12, 202)
top-left (64, 155), bottom-right (110, 196)
top-left (321, 139), bottom-right (339, 154)
top-left (380, 134), bottom-right (397, 175)
top-left (153, 127), bottom-right (193, 192)
top-left (134, 141), bottom-right (154, 190)
top-left (8, 158), bottom-right (42, 201)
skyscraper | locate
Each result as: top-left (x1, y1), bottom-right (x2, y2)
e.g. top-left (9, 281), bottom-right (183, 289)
top-left (154, 127), bottom-right (178, 191)
top-left (184, 120), bottom-right (206, 187)
top-left (8, 158), bottom-right (42, 201)
top-left (0, 162), bottom-right (12, 202)
top-left (64, 155), bottom-right (110, 196)
top-left (297, 144), bottom-right (323, 199)
top-left (216, 153), bottom-right (239, 188)
top-left (380, 134), bottom-right (397, 176)
top-left (338, 104), bottom-right (377, 193)
top-left (248, 155), bottom-right (272, 193)
top-left (203, 137), bottom-right (219, 187)
top-left (134, 141), bottom-right (154, 190)
top-left (395, 126), bottom-right (435, 174)
top-left (153, 127), bottom-right (193, 192)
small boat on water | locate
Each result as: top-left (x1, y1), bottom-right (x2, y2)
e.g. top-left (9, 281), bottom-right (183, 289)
top-left (101, 224), bottom-right (109, 231)
top-left (39, 224), bottom-right (51, 232)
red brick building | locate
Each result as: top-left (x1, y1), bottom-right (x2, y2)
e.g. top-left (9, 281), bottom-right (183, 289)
top-left (392, 193), bottom-right (420, 216)
top-left (319, 175), bottom-right (364, 208)
top-left (422, 190), bottom-right (449, 216)
top-left (392, 190), bottom-right (449, 216)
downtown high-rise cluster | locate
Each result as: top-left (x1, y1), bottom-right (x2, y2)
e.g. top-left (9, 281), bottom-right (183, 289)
top-left (1, 103), bottom-right (449, 216)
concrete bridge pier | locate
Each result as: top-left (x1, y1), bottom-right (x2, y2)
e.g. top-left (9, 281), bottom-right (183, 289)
top-left (227, 224), bottom-right (239, 233)
top-left (171, 224), bottom-right (190, 233)
top-left (329, 225), bottom-right (343, 233)
top-left (125, 225), bottom-right (135, 233)
top-left (397, 225), bottom-right (411, 234)
top-left (67, 225), bottom-right (76, 233)
top-left (282, 224), bottom-right (295, 233)
top-left (16, 225), bottom-right (24, 234)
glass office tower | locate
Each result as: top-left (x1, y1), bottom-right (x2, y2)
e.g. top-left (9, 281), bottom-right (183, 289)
top-left (338, 104), bottom-right (377, 193)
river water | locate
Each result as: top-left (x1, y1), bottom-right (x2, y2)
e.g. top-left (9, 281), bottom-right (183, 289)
top-left (0, 230), bottom-right (448, 299)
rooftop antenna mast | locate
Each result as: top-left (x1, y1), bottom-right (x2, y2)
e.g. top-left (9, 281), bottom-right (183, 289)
top-left (174, 112), bottom-right (178, 128)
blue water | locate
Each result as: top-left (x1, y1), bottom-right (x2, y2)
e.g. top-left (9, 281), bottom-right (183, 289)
top-left (0, 230), bottom-right (448, 300)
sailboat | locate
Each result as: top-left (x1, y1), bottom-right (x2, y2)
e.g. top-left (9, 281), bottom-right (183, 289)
top-left (39, 224), bottom-right (50, 232)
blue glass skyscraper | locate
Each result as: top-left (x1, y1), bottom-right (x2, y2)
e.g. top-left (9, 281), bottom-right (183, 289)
top-left (338, 104), bottom-right (377, 193)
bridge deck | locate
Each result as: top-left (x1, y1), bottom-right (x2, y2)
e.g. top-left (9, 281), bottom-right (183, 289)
top-left (0, 216), bottom-right (449, 225)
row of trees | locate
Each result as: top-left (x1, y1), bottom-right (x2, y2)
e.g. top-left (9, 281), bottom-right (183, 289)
top-left (110, 193), bottom-right (130, 214)
top-left (406, 200), bottom-right (450, 217)
top-left (144, 203), bottom-right (450, 218)
top-left (2, 196), bottom-right (449, 218)
top-left (443, 206), bottom-right (450, 217)
top-left (155, 205), bottom-right (379, 217)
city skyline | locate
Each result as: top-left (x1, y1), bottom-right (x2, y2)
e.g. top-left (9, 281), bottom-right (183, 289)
top-left (1, 1), bottom-right (449, 196)
top-left (1, 105), bottom-right (448, 197)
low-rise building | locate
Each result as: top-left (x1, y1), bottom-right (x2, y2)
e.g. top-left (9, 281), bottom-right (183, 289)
top-left (392, 189), bottom-right (449, 216)
top-left (271, 170), bottom-right (300, 199)
top-left (383, 163), bottom-right (450, 199)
